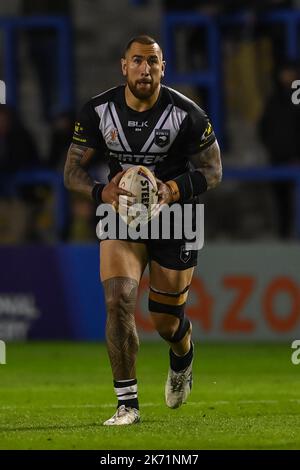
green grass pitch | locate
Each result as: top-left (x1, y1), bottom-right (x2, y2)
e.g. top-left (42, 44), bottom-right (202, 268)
top-left (0, 342), bottom-right (299, 450)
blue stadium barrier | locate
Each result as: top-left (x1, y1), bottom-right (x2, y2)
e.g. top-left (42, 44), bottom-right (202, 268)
top-left (224, 167), bottom-right (300, 237)
top-left (220, 10), bottom-right (300, 59)
top-left (4, 167), bottom-right (300, 238)
top-left (163, 12), bottom-right (222, 143)
top-left (0, 244), bottom-right (105, 340)
top-left (163, 9), bottom-right (300, 147)
top-left (0, 16), bottom-right (73, 110)
top-left (0, 170), bottom-right (67, 236)
top-left (130, 0), bottom-right (148, 4)
top-left (13, 170), bottom-right (68, 236)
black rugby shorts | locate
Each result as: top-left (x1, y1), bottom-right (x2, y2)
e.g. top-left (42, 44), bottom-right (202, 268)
top-left (98, 203), bottom-right (201, 270)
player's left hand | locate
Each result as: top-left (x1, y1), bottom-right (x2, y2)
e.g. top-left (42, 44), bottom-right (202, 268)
top-left (155, 178), bottom-right (173, 206)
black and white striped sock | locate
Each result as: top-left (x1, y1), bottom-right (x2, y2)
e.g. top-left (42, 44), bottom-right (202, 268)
top-left (113, 379), bottom-right (139, 410)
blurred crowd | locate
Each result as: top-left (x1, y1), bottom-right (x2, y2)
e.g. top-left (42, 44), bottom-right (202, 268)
top-left (0, 104), bottom-right (108, 243)
top-left (1, 0), bottom-right (300, 243)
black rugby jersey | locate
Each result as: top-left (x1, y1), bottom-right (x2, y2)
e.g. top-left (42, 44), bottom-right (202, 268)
top-left (72, 84), bottom-right (216, 182)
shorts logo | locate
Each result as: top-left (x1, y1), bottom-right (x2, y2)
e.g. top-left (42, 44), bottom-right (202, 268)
top-left (180, 245), bottom-right (191, 263)
top-left (155, 129), bottom-right (170, 148)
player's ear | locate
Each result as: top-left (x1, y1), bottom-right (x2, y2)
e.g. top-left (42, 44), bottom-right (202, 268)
top-left (161, 60), bottom-right (166, 78)
top-left (121, 58), bottom-right (127, 77)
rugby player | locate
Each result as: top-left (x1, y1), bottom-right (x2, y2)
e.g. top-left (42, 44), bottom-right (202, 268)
top-left (64, 35), bottom-right (222, 425)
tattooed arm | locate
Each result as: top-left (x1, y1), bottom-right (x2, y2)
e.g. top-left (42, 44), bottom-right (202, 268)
top-left (64, 143), bottom-right (134, 204)
top-left (64, 143), bottom-right (96, 198)
top-left (189, 140), bottom-right (222, 190)
top-left (158, 140), bottom-right (222, 204)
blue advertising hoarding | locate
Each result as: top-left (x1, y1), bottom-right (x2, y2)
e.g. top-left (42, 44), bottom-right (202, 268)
top-left (0, 244), bottom-right (106, 340)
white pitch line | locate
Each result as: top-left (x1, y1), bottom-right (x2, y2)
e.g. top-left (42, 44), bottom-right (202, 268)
top-left (0, 399), bottom-right (299, 411)
top-left (237, 400), bottom-right (278, 404)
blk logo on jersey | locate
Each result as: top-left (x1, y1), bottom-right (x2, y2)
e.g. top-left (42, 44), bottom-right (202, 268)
top-left (128, 121), bottom-right (148, 128)
top-left (155, 129), bottom-right (170, 148)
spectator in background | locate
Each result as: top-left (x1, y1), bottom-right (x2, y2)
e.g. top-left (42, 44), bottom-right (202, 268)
top-left (21, 0), bottom-right (71, 121)
top-left (46, 111), bottom-right (107, 242)
top-left (259, 61), bottom-right (300, 238)
top-left (67, 193), bottom-right (97, 242)
top-left (0, 104), bottom-right (40, 176)
top-left (0, 105), bottom-right (41, 243)
top-left (162, 1), bottom-right (223, 111)
top-left (47, 111), bottom-right (75, 170)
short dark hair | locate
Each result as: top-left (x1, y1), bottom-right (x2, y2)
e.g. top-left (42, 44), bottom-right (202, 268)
top-left (124, 35), bottom-right (162, 56)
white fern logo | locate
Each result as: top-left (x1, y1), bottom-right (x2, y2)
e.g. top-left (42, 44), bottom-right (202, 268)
top-left (0, 340), bottom-right (6, 365)
top-left (0, 80), bottom-right (6, 104)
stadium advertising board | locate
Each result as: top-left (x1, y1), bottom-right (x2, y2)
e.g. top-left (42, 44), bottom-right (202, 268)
top-left (0, 244), bottom-right (299, 341)
top-left (136, 244), bottom-right (300, 341)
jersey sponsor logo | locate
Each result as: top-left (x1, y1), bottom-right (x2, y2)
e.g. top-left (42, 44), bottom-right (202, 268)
top-left (127, 120), bottom-right (149, 128)
top-left (73, 136), bottom-right (87, 143)
top-left (155, 129), bottom-right (170, 148)
top-left (200, 122), bottom-right (213, 147)
top-left (110, 152), bottom-right (167, 165)
top-left (73, 122), bottom-right (87, 143)
top-left (74, 121), bottom-right (82, 132)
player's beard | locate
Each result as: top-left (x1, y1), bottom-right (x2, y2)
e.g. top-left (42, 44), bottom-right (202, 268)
top-left (127, 79), bottom-right (158, 100)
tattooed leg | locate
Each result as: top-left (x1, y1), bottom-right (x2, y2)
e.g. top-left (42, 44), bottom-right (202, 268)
top-left (102, 276), bottom-right (139, 380)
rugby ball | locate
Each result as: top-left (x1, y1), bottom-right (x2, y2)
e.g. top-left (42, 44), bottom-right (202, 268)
top-left (118, 166), bottom-right (158, 225)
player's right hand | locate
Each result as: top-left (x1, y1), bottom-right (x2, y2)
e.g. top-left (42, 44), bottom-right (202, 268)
top-left (101, 170), bottom-right (135, 208)
top-left (155, 178), bottom-right (179, 206)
